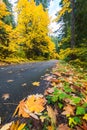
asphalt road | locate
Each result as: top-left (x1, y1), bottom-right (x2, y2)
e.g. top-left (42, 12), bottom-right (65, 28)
top-left (0, 60), bottom-right (57, 123)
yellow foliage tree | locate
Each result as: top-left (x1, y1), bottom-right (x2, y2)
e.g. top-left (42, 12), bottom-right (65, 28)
top-left (56, 0), bottom-right (71, 21)
top-left (16, 0), bottom-right (55, 59)
top-left (0, 0), bottom-right (13, 58)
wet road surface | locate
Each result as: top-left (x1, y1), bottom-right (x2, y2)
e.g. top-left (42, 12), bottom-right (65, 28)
top-left (0, 60), bottom-right (57, 123)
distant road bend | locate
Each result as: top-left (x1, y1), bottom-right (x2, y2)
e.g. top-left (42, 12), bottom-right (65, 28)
top-left (0, 60), bottom-right (57, 123)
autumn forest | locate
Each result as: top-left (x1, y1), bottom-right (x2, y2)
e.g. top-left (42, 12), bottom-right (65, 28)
top-left (0, 0), bottom-right (87, 129)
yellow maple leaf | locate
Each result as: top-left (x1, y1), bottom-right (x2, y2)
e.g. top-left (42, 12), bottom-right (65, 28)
top-left (14, 94), bottom-right (46, 118)
top-left (26, 94), bottom-right (46, 113)
top-left (32, 81), bottom-right (40, 86)
top-left (83, 114), bottom-right (87, 121)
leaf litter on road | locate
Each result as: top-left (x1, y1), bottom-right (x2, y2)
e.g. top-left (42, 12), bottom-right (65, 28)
top-left (32, 81), bottom-right (40, 86)
top-left (2, 93), bottom-right (10, 100)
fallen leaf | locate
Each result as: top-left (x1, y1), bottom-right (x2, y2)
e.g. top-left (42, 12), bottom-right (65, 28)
top-left (47, 125), bottom-right (54, 130)
top-left (14, 94), bottom-right (46, 118)
top-left (14, 99), bottom-right (30, 118)
top-left (57, 124), bottom-right (71, 130)
top-left (24, 107), bottom-right (39, 120)
top-left (80, 122), bottom-right (87, 130)
top-left (40, 115), bottom-right (46, 122)
top-left (21, 83), bottom-right (27, 87)
top-left (44, 87), bottom-right (54, 95)
top-left (8, 71), bottom-right (13, 73)
top-left (83, 114), bottom-right (87, 121)
top-left (7, 79), bottom-right (14, 83)
top-left (53, 72), bottom-right (61, 77)
top-left (83, 96), bottom-right (87, 103)
top-left (50, 79), bottom-right (61, 84)
top-left (76, 126), bottom-right (83, 130)
top-left (32, 82), bottom-right (40, 86)
top-left (10, 122), bottom-right (26, 130)
top-left (47, 106), bottom-right (57, 124)
top-left (62, 104), bottom-right (75, 116)
top-left (2, 93), bottom-right (10, 100)
top-left (1, 122), bottom-right (13, 130)
top-left (26, 94), bottom-right (46, 113)
top-left (18, 123), bottom-right (26, 130)
top-left (44, 76), bottom-right (53, 81)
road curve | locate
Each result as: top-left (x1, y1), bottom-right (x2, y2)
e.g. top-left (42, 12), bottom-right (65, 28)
top-left (0, 60), bottom-right (57, 123)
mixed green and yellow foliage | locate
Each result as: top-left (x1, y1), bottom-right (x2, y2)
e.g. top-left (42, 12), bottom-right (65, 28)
top-left (55, 0), bottom-right (87, 68)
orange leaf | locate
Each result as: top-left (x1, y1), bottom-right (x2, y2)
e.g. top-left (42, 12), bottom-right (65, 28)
top-left (16, 99), bottom-right (29, 118)
top-left (47, 125), bottom-right (54, 130)
top-left (62, 104), bottom-right (75, 116)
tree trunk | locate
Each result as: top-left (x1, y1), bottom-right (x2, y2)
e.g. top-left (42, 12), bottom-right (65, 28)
top-left (71, 0), bottom-right (75, 49)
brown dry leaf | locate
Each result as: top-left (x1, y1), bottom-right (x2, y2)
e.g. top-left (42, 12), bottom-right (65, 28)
top-left (32, 82), bottom-right (40, 86)
top-left (80, 122), bottom-right (87, 130)
top-left (7, 79), bottom-right (14, 83)
top-left (2, 93), bottom-right (10, 100)
top-left (53, 72), bottom-right (61, 77)
top-left (44, 87), bottom-right (54, 95)
top-left (47, 106), bottom-right (57, 124)
top-left (66, 76), bottom-right (73, 84)
top-left (24, 107), bottom-right (39, 120)
top-left (76, 126), bottom-right (83, 130)
top-left (50, 79), bottom-right (61, 84)
top-left (26, 94), bottom-right (46, 113)
top-left (1, 122), bottom-right (13, 130)
top-left (62, 104), bottom-right (75, 116)
top-left (57, 124), bottom-right (71, 130)
top-left (44, 76), bottom-right (53, 81)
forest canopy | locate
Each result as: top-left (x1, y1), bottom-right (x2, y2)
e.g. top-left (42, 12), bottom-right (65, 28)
top-left (0, 0), bottom-right (57, 62)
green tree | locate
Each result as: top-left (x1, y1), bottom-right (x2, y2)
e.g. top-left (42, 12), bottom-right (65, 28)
top-left (35, 0), bottom-right (50, 8)
top-left (3, 0), bottom-right (15, 27)
top-left (0, 0), bottom-right (12, 58)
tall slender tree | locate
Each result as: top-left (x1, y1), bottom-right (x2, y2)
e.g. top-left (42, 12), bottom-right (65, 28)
top-left (70, 0), bottom-right (75, 49)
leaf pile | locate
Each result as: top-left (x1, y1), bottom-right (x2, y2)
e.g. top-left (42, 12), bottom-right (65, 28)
top-left (1, 62), bottom-right (87, 130)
